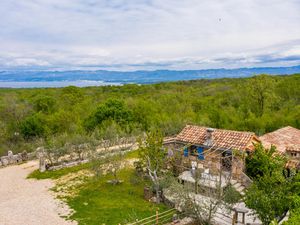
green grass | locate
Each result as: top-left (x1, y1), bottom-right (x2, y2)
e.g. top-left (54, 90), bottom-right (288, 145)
top-left (67, 169), bottom-right (168, 225)
top-left (124, 149), bottom-right (139, 159)
top-left (27, 162), bottom-right (91, 180)
top-left (28, 160), bottom-right (168, 225)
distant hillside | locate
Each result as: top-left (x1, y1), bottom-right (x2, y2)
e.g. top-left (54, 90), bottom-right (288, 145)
top-left (0, 65), bottom-right (300, 86)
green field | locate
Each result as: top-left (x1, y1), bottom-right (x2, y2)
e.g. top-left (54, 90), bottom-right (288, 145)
top-left (28, 150), bottom-right (168, 225)
top-left (67, 169), bottom-right (167, 225)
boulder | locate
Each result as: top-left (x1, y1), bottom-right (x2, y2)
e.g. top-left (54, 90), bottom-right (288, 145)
top-left (21, 150), bottom-right (28, 161)
top-left (7, 150), bottom-right (14, 164)
top-left (15, 154), bottom-right (23, 163)
top-left (1, 157), bottom-right (9, 166)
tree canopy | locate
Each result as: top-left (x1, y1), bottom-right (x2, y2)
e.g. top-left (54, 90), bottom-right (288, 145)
top-left (245, 144), bottom-right (299, 225)
top-left (0, 74), bottom-right (299, 155)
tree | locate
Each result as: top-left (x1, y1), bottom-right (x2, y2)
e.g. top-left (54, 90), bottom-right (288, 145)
top-left (91, 151), bottom-right (125, 185)
top-left (246, 144), bottom-right (286, 179)
top-left (245, 175), bottom-right (290, 225)
top-left (65, 133), bottom-right (96, 160)
top-left (20, 114), bottom-right (46, 139)
top-left (42, 134), bottom-right (68, 166)
top-left (138, 130), bottom-right (165, 203)
top-left (84, 99), bottom-right (134, 131)
top-left (34, 95), bottom-right (56, 114)
top-left (61, 86), bottom-right (83, 106)
top-left (282, 175), bottom-right (300, 224)
top-left (245, 144), bottom-right (290, 225)
top-left (244, 75), bottom-right (276, 117)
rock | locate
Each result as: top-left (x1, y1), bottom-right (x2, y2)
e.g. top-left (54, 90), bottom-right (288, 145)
top-left (7, 151), bottom-right (14, 164)
top-left (39, 156), bottom-right (46, 172)
top-left (27, 152), bottom-right (36, 160)
top-left (14, 154), bottom-right (22, 163)
top-left (21, 150), bottom-right (28, 161)
top-left (1, 157), bottom-right (9, 166)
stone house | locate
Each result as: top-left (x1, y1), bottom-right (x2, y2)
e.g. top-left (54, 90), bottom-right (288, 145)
top-left (164, 125), bottom-right (260, 180)
top-left (260, 126), bottom-right (300, 169)
top-left (163, 125), bottom-right (262, 225)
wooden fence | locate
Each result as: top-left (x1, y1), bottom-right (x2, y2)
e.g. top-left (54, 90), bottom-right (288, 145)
top-left (125, 208), bottom-right (178, 225)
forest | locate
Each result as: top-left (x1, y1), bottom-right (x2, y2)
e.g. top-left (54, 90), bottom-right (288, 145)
top-left (0, 73), bottom-right (299, 156)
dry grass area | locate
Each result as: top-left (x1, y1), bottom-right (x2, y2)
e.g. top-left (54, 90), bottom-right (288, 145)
top-left (52, 158), bottom-right (137, 199)
top-left (53, 169), bottom-right (93, 199)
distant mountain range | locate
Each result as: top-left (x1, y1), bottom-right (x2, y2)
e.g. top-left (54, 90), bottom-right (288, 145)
top-left (0, 65), bottom-right (299, 88)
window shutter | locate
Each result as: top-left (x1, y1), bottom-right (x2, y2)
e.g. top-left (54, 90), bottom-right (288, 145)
top-left (184, 148), bottom-right (188, 157)
top-left (197, 147), bottom-right (204, 160)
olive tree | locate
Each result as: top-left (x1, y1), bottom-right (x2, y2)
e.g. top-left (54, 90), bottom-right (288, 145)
top-left (138, 130), bottom-right (165, 203)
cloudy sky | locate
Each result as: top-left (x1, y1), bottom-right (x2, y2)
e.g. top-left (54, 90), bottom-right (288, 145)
top-left (0, 0), bottom-right (300, 71)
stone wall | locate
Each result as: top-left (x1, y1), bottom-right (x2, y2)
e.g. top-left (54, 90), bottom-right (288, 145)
top-left (0, 150), bottom-right (33, 167)
top-left (163, 141), bottom-right (246, 179)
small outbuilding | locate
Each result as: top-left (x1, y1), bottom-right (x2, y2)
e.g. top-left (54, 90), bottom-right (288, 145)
top-left (260, 126), bottom-right (300, 169)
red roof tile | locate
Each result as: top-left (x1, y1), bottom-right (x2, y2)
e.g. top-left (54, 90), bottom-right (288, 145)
top-left (286, 145), bottom-right (300, 152)
top-left (260, 126), bottom-right (300, 153)
top-left (175, 125), bottom-right (258, 151)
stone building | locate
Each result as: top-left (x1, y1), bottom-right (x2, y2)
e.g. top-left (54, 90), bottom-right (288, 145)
top-left (260, 126), bottom-right (300, 169)
top-left (164, 125), bottom-right (260, 180)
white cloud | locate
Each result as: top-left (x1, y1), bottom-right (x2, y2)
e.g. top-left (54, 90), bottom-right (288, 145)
top-left (0, 0), bottom-right (300, 70)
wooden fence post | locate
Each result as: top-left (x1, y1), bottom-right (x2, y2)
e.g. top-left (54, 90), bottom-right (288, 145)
top-left (156, 209), bottom-right (159, 225)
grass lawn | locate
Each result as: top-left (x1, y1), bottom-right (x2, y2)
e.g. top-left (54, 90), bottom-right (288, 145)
top-left (67, 169), bottom-right (168, 225)
top-left (27, 162), bottom-right (91, 180)
top-left (28, 153), bottom-right (169, 225)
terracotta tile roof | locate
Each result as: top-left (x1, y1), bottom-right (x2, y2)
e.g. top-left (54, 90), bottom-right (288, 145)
top-left (260, 126), bottom-right (300, 153)
top-left (175, 125), bottom-right (258, 151)
top-left (286, 144), bottom-right (300, 152)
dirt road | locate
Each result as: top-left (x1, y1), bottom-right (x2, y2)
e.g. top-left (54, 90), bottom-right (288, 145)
top-left (0, 161), bottom-right (76, 225)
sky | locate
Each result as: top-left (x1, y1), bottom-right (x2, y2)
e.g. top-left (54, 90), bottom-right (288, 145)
top-left (0, 0), bottom-right (300, 71)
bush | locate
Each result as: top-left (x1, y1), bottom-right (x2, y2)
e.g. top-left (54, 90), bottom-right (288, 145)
top-left (20, 114), bottom-right (46, 139)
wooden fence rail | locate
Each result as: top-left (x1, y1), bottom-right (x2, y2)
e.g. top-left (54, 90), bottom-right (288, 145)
top-left (125, 208), bottom-right (178, 225)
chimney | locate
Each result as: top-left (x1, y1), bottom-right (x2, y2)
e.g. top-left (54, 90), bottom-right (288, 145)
top-left (204, 128), bottom-right (214, 146)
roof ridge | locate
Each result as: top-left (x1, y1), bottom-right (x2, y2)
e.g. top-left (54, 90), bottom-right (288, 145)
top-left (177, 124), bottom-right (258, 151)
top-left (183, 124), bottom-right (255, 135)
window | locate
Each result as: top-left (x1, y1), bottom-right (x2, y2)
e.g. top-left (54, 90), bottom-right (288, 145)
top-left (189, 145), bottom-right (198, 156)
top-left (186, 145), bottom-right (205, 160)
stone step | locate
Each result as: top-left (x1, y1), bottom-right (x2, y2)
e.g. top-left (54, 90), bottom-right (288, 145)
top-left (213, 212), bottom-right (233, 225)
top-left (233, 183), bottom-right (242, 189)
top-left (230, 180), bottom-right (246, 195)
top-left (236, 186), bottom-right (245, 192)
top-left (230, 179), bottom-right (239, 185)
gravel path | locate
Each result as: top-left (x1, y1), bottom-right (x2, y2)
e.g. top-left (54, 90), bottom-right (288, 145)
top-left (0, 161), bottom-right (77, 225)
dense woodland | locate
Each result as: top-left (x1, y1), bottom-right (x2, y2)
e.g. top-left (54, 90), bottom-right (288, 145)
top-left (0, 74), bottom-right (299, 156)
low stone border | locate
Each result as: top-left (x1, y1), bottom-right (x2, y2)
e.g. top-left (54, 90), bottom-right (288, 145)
top-left (47, 159), bottom-right (89, 171)
top-left (0, 151), bottom-right (36, 168)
